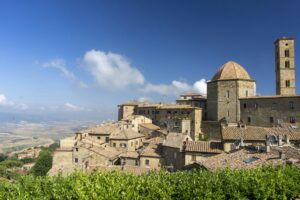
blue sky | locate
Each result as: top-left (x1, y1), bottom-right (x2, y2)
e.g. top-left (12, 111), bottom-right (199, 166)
top-left (0, 0), bottom-right (300, 121)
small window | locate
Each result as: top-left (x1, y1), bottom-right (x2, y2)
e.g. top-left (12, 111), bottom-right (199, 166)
top-left (226, 90), bottom-right (230, 98)
top-left (113, 143), bottom-right (116, 147)
top-left (187, 111), bottom-right (190, 115)
top-left (105, 137), bottom-right (109, 143)
top-left (174, 152), bottom-right (177, 159)
top-left (286, 80), bottom-right (290, 88)
top-left (244, 103), bottom-right (247, 109)
top-left (247, 117), bottom-right (251, 123)
top-left (285, 60), bottom-right (290, 68)
top-left (272, 103), bottom-right (277, 110)
top-left (285, 43), bottom-right (289, 46)
top-left (254, 103), bottom-right (258, 109)
top-left (131, 141), bottom-right (133, 147)
top-left (97, 136), bottom-right (101, 140)
top-left (145, 159), bottom-right (150, 166)
top-left (75, 158), bottom-right (78, 163)
top-left (246, 90), bottom-right (248, 97)
top-left (135, 140), bottom-right (138, 145)
top-left (75, 148), bottom-right (79, 152)
top-left (289, 117), bottom-right (296, 123)
top-left (289, 101), bottom-right (294, 109)
top-left (191, 155), bottom-right (196, 161)
top-left (285, 49), bottom-right (290, 57)
top-left (270, 117), bottom-right (274, 123)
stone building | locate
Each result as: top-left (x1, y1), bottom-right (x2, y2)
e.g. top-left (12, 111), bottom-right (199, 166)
top-left (139, 137), bottom-right (164, 169)
top-left (207, 61), bottom-right (256, 123)
top-left (176, 92), bottom-right (207, 119)
top-left (275, 38), bottom-right (295, 95)
top-left (182, 140), bottom-right (223, 165)
top-left (240, 95), bottom-right (300, 127)
top-left (109, 128), bottom-right (145, 151)
top-left (118, 102), bottom-right (202, 140)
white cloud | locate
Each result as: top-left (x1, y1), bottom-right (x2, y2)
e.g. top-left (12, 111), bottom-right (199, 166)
top-left (192, 79), bottom-right (207, 95)
top-left (0, 94), bottom-right (29, 110)
top-left (83, 50), bottom-right (144, 89)
top-left (137, 97), bottom-right (152, 102)
top-left (64, 103), bottom-right (85, 112)
top-left (142, 79), bottom-right (207, 96)
top-left (42, 59), bottom-right (88, 88)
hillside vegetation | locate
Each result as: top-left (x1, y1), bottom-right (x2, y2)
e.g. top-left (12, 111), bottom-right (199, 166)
top-left (0, 165), bottom-right (299, 199)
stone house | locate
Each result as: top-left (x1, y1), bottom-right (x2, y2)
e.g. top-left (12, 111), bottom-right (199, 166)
top-left (139, 137), bottom-right (164, 169)
top-left (121, 115), bottom-right (152, 132)
top-left (183, 140), bottom-right (223, 165)
top-left (110, 128), bottom-right (145, 151)
top-left (162, 133), bottom-right (192, 171)
top-left (221, 125), bottom-right (300, 152)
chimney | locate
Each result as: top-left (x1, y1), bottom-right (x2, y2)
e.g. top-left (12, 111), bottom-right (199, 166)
top-left (279, 151), bottom-right (286, 160)
top-left (285, 134), bottom-right (290, 145)
top-left (278, 135), bottom-right (283, 146)
top-left (240, 138), bottom-right (245, 147)
top-left (265, 135), bottom-right (270, 153)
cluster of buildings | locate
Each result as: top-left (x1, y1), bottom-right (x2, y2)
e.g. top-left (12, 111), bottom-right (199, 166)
top-left (49, 38), bottom-right (300, 176)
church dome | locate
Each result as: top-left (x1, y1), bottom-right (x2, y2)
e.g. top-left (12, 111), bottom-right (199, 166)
top-left (211, 61), bottom-right (251, 81)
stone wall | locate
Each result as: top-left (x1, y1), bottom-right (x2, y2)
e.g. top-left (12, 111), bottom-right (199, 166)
top-left (201, 121), bottom-right (222, 140)
top-left (240, 96), bottom-right (300, 127)
top-left (207, 80), bottom-right (255, 123)
top-left (275, 39), bottom-right (295, 95)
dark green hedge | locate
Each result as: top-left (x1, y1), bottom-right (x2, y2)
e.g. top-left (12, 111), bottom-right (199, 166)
top-left (0, 165), bottom-right (299, 200)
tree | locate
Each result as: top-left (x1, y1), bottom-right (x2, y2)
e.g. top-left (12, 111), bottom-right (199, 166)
top-left (0, 154), bottom-right (8, 162)
top-left (30, 150), bottom-right (53, 176)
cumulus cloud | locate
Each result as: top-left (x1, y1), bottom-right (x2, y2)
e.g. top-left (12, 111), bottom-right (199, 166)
top-left (83, 50), bottom-right (145, 89)
top-left (42, 59), bottom-right (88, 88)
top-left (0, 94), bottom-right (29, 110)
top-left (42, 50), bottom-right (207, 97)
top-left (142, 79), bottom-right (207, 96)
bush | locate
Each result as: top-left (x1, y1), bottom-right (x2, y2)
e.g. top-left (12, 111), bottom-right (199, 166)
top-left (0, 165), bottom-right (299, 199)
top-left (30, 150), bottom-right (53, 176)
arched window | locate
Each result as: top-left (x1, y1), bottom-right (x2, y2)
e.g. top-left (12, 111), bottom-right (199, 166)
top-left (226, 90), bottom-right (230, 98)
top-left (286, 80), bottom-right (290, 88)
top-left (285, 49), bottom-right (290, 57)
top-left (285, 60), bottom-right (290, 68)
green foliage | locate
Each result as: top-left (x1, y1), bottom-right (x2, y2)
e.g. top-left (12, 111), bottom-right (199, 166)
top-left (20, 157), bottom-right (36, 164)
top-left (0, 153), bottom-right (8, 162)
top-left (0, 165), bottom-right (299, 199)
top-left (30, 150), bottom-right (53, 176)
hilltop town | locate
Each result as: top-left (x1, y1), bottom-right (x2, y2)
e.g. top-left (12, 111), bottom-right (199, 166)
top-left (49, 38), bottom-right (300, 175)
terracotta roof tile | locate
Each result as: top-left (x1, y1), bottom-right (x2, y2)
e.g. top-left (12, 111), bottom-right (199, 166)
top-left (184, 141), bottom-right (223, 153)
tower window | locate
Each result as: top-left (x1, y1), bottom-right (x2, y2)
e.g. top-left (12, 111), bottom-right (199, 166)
top-left (247, 117), bottom-right (251, 123)
top-left (243, 103), bottom-right (247, 109)
top-left (289, 117), bottom-right (296, 123)
top-left (286, 80), bottom-right (290, 88)
top-left (285, 43), bottom-right (288, 46)
top-left (289, 101), bottom-right (294, 109)
top-left (270, 117), bottom-right (274, 123)
top-left (285, 60), bottom-right (290, 68)
top-left (226, 90), bottom-right (230, 98)
top-left (285, 49), bottom-right (290, 57)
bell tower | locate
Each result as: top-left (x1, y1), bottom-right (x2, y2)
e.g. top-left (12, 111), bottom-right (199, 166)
top-left (275, 38), bottom-right (296, 95)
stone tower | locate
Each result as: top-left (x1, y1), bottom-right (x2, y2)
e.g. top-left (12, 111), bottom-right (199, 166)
top-left (275, 38), bottom-right (296, 95)
top-left (207, 61), bottom-right (256, 123)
